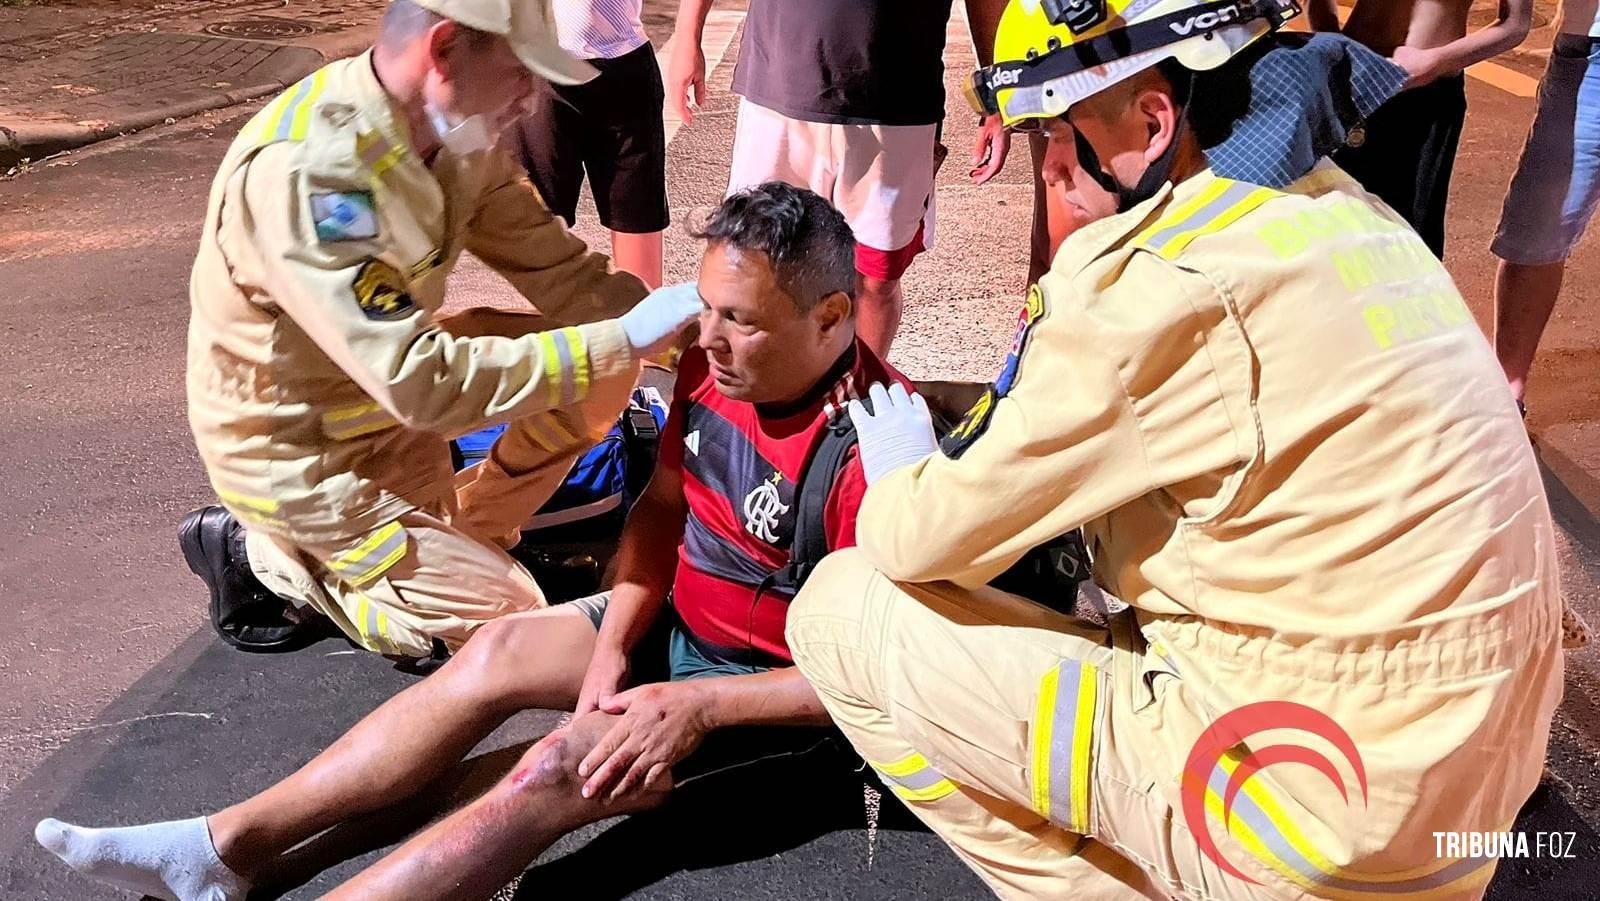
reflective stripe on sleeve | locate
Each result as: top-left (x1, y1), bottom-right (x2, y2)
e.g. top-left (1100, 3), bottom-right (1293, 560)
top-left (536, 328), bottom-right (590, 409)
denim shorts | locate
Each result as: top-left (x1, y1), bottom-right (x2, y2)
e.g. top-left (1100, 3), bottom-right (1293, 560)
top-left (1493, 34), bottom-right (1600, 264)
top-left (567, 591), bottom-right (776, 683)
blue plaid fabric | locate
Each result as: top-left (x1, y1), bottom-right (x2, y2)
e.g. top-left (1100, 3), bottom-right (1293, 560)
top-left (1197, 34), bottom-right (1408, 188)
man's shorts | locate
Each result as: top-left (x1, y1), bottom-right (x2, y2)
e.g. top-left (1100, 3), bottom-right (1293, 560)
top-left (568, 591), bottom-right (778, 683)
top-left (1493, 34), bottom-right (1600, 265)
top-left (728, 98), bottom-right (937, 282)
top-left (1333, 73), bottom-right (1467, 258)
top-left (516, 41), bottom-right (670, 234)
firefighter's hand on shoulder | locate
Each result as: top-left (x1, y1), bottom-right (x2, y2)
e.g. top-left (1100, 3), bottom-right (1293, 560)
top-left (620, 282), bottom-right (704, 357)
top-left (849, 382), bottom-right (938, 485)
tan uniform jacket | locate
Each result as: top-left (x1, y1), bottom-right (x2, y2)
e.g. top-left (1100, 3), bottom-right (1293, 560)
top-left (857, 162), bottom-right (1562, 875)
top-left (187, 53), bottom-right (645, 543)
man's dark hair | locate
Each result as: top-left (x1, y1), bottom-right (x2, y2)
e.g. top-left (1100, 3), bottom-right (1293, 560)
top-left (692, 181), bottom-right (857, 310)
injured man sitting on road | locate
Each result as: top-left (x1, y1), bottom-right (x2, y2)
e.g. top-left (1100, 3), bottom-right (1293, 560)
top-left (35, 181), bottom-right (912, 901)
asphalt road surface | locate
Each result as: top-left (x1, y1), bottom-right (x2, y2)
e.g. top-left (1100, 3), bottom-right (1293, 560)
top-left (2, 5), bottom-right (1599, 899)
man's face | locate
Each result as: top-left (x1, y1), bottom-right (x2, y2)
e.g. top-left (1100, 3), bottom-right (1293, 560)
top-left (695, 243), bottom-right (849, 405)
top-left (1038, 82), bottom-right (1170, 226)
top-left (423, 26), bottom-right (536, 136)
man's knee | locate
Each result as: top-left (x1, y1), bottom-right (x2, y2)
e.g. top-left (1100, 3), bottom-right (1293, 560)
top-left (441, 615), bottom-right (548, 708)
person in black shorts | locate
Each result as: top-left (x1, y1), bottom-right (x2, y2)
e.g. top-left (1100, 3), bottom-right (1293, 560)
top-left (1310, 0), bottom-right (1533, 258)
top-left (518, 2), bottom-right (668, 287)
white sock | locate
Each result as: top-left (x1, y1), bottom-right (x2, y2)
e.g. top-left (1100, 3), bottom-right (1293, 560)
top-left (34, 816), bottom-right (250, 901)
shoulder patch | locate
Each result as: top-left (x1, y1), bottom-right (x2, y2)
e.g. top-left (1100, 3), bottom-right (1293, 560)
top-left (995, 283), bottom-right (1046, 396)
top-left (351, 260), bottom-right (416, 321)
top-left (941, 284), bottom-right (1046, 458)
top-left (312, 191), bottom-right (378, 243)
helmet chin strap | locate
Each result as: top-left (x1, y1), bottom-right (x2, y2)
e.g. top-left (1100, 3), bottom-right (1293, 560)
top-left (1068, 95), bottom-right (1192, 213)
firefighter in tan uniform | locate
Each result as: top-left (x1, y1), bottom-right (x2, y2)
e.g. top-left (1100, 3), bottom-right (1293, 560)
top-left (786, 2), bottom-right (1565, 899)
top-left (179, 0), bottom-right (705, 657)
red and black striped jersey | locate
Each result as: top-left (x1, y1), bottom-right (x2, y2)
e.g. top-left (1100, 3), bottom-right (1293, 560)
top-left (658, 341), bottom-right (911, 662)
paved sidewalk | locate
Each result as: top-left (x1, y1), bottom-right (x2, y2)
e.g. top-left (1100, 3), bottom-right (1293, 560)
top-left (0, 0), bottom-right (387, 170)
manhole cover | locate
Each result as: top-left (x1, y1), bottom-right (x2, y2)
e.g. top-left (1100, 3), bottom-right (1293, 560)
top-left (203, 18), bottom-right (322, 40)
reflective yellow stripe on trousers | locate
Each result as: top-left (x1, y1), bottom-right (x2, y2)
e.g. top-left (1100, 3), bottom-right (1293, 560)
top-left (870, 751), bottom-right (957, 803)
top-left (326, 521), bottom-right (408, 586)
top-left (1197, 749), bottom-right (1499, 898)
top-left (1031, 657), bottom-right (1099, 834)
top-left (352, 592), bottom-right (393, 654)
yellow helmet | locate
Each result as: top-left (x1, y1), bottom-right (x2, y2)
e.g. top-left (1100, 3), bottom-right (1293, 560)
top-left (966, 0), bottom-right (1300, 127)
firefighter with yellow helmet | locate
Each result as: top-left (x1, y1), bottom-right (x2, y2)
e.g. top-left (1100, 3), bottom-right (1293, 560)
top-left (786, 1), bottom-right (1564, 898)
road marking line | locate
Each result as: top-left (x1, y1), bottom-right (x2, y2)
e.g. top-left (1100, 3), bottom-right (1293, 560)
top-left (1465, 60), bottom-right (1539, 98)
top-left (1331, 3), bottom-right (1538, 98)
top-left (656, 5), bottom-right (746, 145)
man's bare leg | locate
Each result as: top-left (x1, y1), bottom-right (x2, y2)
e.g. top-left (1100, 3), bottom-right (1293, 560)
top-left (324, 709), bottom-right (671, 901)
top-left (612, 230), bottom-right (665, 290)
top-left (208, 606), bottom-right (596, 878)
top-left (856, 273), bottom-right (903, 358)
top-left (1492, 258), bottom-right (1565, 404)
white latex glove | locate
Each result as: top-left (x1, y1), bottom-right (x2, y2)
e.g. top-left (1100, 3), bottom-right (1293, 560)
top-left (848, 382), bottom-right (938, 485)
top-left (620, 283), bottom-right (703, 357)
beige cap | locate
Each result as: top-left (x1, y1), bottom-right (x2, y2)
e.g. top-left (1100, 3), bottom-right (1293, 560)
top-left (411, 0), bottom-right (597, 85)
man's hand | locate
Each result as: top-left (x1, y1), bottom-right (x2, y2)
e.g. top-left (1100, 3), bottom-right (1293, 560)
top-left (666, 41), bottom-right (707, 125)
top-left (578, 681), bottom-right (711, 800)
top-left (970, 114), bottom-right (1011, 185)
top-left (574, 645), bottom-right (630, 717)
top-left (1391, 45), bottom-right (1449, 89)
top-left (848, 382), bottom-right (938, 485)
top-left (620, 282), bottom-right (704, 357)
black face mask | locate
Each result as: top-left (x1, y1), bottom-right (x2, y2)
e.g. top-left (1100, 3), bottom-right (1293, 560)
top-left (1067, 97), bottom-right (1191, 214)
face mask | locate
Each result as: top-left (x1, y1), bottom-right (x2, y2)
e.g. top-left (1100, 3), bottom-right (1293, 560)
top-left (425, 101), bottom-right (496, 156)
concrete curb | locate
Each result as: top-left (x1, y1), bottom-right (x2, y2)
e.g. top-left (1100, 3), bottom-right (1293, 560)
top-left (0, 29), bottom-right (372, 170)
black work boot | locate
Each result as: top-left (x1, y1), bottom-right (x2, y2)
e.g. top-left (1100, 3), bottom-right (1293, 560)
top-left (177, 506), bottom-right (307, 652)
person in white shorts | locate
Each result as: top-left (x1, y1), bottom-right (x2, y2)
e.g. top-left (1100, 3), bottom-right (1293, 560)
top-left (668, 0), bottom-right (1011, 355)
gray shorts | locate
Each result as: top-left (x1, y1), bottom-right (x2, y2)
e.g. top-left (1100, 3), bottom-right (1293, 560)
top-left (1493, 34), bottom-right (1600, 264)
top-left (567, 592), bottom-right (776, 683)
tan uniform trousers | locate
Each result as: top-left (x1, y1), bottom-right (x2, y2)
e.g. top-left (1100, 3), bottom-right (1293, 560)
top-left (246, 307), bottom-right (641, 657)
top-left (787, 549), bottom-right (1549, 901)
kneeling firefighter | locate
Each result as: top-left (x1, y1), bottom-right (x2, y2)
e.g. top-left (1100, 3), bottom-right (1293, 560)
top-left (784, 1), bottom-right (1564, 899)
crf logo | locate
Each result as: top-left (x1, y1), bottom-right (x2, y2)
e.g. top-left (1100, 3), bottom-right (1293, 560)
top-left (1170, 3), bottom-right (1245, 36)
top-left (742, 472), bottom-right (789, 544)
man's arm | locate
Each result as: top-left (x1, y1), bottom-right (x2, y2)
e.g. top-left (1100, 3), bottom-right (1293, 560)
top-left (963, 0), bottom-right (1008, 66)
top-left (232, 145), bottom-right (635, 437)
top-left (693, 668), bottom-right (832, 728)
top-left (1305, 0), bottom-right (1342, 33)
top-left (666, 0), bottom-right (716, 124)
top-left (466, 152), bottom-right (649, 326)
top-left (575, 459), bottom-right (688, 714)
top-left (856, 263), bottom-right (1250, 588)
top-left (1393, 0), bottom-right (1533, 86)
top-left (598, 462), bottom-right (687, 653)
